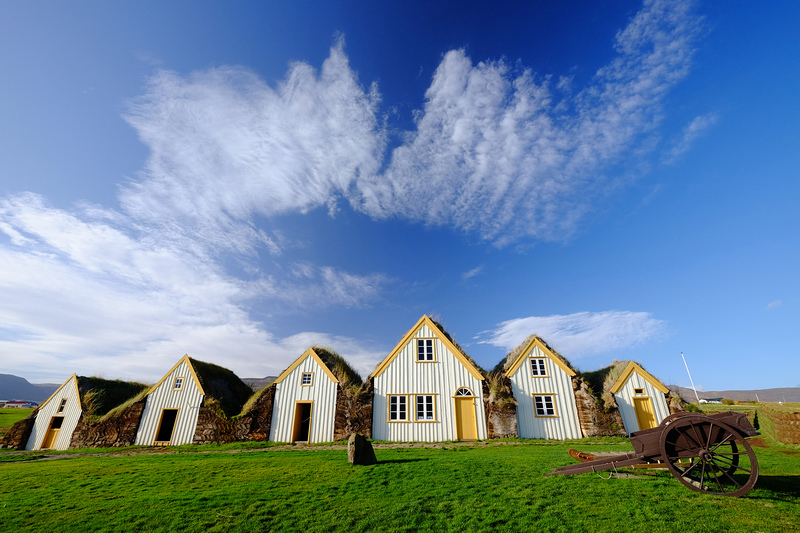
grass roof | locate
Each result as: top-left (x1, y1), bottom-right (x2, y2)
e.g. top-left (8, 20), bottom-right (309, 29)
top-left (76, 377), bottom-right (150, 420)
top-left (188, 358), bottom-right (254, 418)
top-left (429, 317), bottom-right (487, 375)
top-left (312, 346), bottom-right (363, 388)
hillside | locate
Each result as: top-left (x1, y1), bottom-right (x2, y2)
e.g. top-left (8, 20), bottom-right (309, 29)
top-left (241, 376), bottom-right (278, 391)
top-left (0, 374), bottom-right (59, 402)
top-left (669, 385), bottom-right (800, 403)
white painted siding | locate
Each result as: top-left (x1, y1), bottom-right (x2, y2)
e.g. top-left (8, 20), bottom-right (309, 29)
top-left (26, 376), bottom-right (82, 451)
top-left (269, 356), bottom-right (338, 443)
top-left (134, 359), bottom-right (203, 446)
top-left (372, 324), bottom-right (487, 442)
top-left (614, 370), bottom-right (670, 434)
top-left (510, 346), bottom-right (582, 439)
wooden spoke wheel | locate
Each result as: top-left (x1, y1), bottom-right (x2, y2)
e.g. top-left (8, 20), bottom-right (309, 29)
top-left (659, 415), bottom-right (758, 497)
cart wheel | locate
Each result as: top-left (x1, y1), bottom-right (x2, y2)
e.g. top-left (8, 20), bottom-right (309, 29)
top-left (659, 415), bottom-right (758, 497)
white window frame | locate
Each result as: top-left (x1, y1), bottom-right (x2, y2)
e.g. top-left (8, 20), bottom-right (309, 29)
top-left (415, 394), bottom-right (436, 422)
top-left (388, 395), bottom-right (408, 422)
top-left (530, 358), bottom-right (548, 377)
top-left (533, 394), bottom-right (557, 417)
top-left (416, 338), bottom-right (435, 362)
top-left (56, 398), bottom-right (67, 414)
top-left (301, 372), bottom-right (313, 386)
top-left (173, 377), bottom-right (185, 391)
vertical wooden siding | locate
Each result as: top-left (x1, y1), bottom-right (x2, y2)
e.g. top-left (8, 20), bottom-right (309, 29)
top-left (134, 360), bottom-right (203, 446)
top-left (26, 376), bottom-right (82, 451)
top-left (510, 346), bottom-right (582, 439)
top-left (614, 371), bottom-right (670, 434)
top-left (372, 324), bottom-right (487, 442)
top-left (269, 356), bottom-right (338, 443)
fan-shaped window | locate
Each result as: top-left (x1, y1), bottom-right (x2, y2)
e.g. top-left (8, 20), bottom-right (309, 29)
top-left (455, 387), bottom-right (473, 397)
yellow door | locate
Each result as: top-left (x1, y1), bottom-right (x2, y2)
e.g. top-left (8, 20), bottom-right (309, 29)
top-left (40, 416), bottom-right (64, 449)
top-left (454, 397), bottom-right (477, 440)
top-left (633, 397), bottom-right (657, 430)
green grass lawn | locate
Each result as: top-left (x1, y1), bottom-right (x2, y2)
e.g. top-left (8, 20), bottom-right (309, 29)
top-left (0, 407), bottom-right (34, 438)
top-left (1, 439), bottom-right (798, 533)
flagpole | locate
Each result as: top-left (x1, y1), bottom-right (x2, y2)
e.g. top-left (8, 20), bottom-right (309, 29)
top-left (681, 352), bottom-right (702, 406)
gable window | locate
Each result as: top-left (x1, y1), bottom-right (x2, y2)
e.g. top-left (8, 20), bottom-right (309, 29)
top-left (301, 372), bottom-right (313, 386)
top-left (530, 358), bottom-right (547, 377)
top-left (634, 388), bottom-right (644, 395)
top-left (173, 377), bottom-right (185, 391)
top-left (534, 394), bottom-right (557, 417)
top-left (416, 338), bottom-right (435, 362)
top-left (389, 395), bottom-right (408, 422)
top-left (56, 398), bottom-right (67, 414)
top-left (416, 395), bottom-right (436, 421)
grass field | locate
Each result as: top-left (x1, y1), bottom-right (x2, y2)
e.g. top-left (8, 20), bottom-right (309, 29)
top-left (1, 437), bottom-right (798, 533)
top-left (0, 407), bottom-right (34, 438)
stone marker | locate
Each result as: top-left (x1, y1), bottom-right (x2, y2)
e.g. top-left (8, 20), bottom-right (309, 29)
top-left (347, 433), bottom-right (377, 465)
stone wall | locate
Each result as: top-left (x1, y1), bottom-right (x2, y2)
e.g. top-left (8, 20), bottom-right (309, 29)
top-left (333, 380), bottom-right (373, 441)
top-left (482, 378), bottom-right (518, 438)
top-left (234, 385), bottom-right (276, 441)
top-left (69, 401), bottom-right (146, 448)
top-left (193, 403), bottom-right (237, 445)
top-left (0, 411), bottom-right (37, 450)
top-left (573, 378), bottom-right (626, 437)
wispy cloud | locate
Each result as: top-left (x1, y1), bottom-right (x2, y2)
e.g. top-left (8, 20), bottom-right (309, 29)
top-left (356, 0), bottom-right (701, 244)
top-left (462, 266), bottom-right (484, 280)
top-left (477, 311), bottom-right (666, 357)
top-left (120, 0), bottom-right (700, 250)
top-left (765, 300), bottom-right (782, 310)
top-left (0, 194), bottom-right (387, 382)
top-left (121, 38), bottom-right (384, 255)
top-left (665, 112), bottom-right (718, 162)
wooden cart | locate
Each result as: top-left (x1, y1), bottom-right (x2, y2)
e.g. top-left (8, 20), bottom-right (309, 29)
top-left (545, 411), bottom-right (759, 497)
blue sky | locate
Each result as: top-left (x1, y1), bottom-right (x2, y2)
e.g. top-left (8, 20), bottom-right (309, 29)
top-left (1, 0), bottom-right (797, 391)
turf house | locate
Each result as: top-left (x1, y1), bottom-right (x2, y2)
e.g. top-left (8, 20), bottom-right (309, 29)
top-left (267, 346), bottom-right (370, 443)
top-left (370, 315), bottom-right (487, 442)
top-left (134, 355), bottom-right (252, 446)
top-left (607, 361), bottom-right (672, 433)
top-left (1, 375), bottom-right (149, 450)
top-left (498, 335), bottom-right (583, 439)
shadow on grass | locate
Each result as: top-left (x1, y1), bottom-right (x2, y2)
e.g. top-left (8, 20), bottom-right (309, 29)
top-left (752, 475), bottom-right (800, 500)
top-left (376, 458), bottom-right (429, 465)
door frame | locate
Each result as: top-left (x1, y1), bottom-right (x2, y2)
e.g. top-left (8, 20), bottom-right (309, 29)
top-left (153, 408), bottom-right (180, 445)
top-left (292, 401), bottom-right (314, 442)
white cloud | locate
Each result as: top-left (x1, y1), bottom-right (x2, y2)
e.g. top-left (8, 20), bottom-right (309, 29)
top-left (477, 311), bottom-right (666, 357)
top-left (355, 0), bottom-right (701, 244)
top-left (0, 194), bottom-right (387, 382)
top-left (765, 300), bottom-right (782, 310)
top-left (665, 112), bottom-right (718, 162)
top-left (462, 266), bottom-right (484, 280)
top-left (118, 0), bottom-right (700, 250)
top-left (121, 38), bottom-right (384, 255)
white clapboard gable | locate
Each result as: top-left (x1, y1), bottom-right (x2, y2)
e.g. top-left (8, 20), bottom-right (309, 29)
top-left (269, 348), bottom-right (340, 444)
top-left (504, 336), bottom-right (583, 439)
top-left (134, 355), bottom-right (205, 446)
top-left (26, 374), bottom-right (83, 450)
top-left (610, 361), bottom-right (670, 434)
top-left (371, 315), bottom-right (487, 442)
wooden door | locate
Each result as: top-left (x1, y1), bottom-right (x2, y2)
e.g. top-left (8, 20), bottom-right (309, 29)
top-left (454, 397), bottom-right (477, 440)
top-left (633, 397), bottom-right (657, 431)
top-left (41, 416), bottom-right (64, 449)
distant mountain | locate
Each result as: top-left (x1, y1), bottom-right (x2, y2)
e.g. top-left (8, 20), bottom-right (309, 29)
top-left (0, 374), bottom-right (59, 403)
top-left (241, 376), bottom-right (278, 391)
top-left (669, 385), bottom-right (800, 403)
